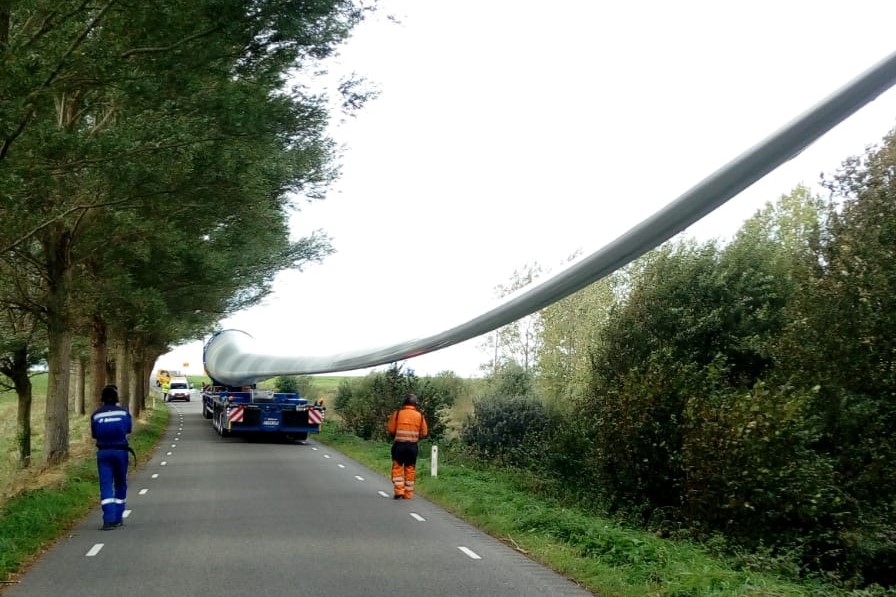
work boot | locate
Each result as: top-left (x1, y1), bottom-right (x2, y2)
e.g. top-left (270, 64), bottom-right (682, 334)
top-left (101, 523), bottom-right (117, 531)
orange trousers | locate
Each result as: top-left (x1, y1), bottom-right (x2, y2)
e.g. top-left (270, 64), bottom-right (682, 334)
top-left (391, 461), bottom-right (416, 498)
top-left (391, 441), bottom-right (419, 499)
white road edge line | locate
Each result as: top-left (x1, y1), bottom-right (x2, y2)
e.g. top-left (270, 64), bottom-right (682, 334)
top-left (410, 513), bottom-right (425, 522)
top-left (86, 544), bottom-right (104, 557)
top-left (458, 546), bottom-right (482, 560)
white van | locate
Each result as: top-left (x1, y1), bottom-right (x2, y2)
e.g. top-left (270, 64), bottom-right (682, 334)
top-left (166, 376), bottom-right (192, 402)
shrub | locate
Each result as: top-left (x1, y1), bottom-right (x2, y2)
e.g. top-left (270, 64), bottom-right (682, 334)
top-left (332, 366), bottom-right (457, 442)
top-left (461, 393), bottom-right (549, 469)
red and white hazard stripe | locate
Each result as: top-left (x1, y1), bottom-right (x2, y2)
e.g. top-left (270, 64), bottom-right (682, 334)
top-left (228, 406), bottom-right (245, 423)
top-left (308, 408), bottom-right (323, 425)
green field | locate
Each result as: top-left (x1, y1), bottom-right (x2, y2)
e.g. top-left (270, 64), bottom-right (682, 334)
top-left (306, 375), bottom-right (356, 400)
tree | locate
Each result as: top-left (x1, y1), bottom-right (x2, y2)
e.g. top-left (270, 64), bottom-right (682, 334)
top-left (793, 131), bottom-right (896, 508)
top-left (0, 303), bottom-right (46, 467)
top-left (537, 252), bottom-right (619, 404)
top-left (0, 0), bottom-right (362, 463)
top-left (582, 230), bottom-right (804, 513)
top-left (478, 263), bottom-right (543, 375)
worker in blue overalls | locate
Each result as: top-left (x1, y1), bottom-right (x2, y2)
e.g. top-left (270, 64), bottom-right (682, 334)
top-left (91, 385), bottom-right (133, 530)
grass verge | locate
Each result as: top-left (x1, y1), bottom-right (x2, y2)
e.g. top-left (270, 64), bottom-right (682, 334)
top-left (0, 404), bottom-right (169, 587)
top-left (317, 423), bottom-right (873, 597)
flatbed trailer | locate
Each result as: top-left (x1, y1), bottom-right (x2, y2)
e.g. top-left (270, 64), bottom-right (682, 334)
top-left (202, 386), bottom-right (324, 441)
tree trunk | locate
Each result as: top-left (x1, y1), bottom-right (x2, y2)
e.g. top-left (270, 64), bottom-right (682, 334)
top-left (3, 346), bottom-right (34, 468)
top-left (115, 334), bottom-right (130, 412)
top-left (143, 355), bottom-right (158, 409)
top-left (90, 315), bottom-right (108, 408)
top-left (16, 381), bottom-right (32, 468)
top-left (129, 337), bottom-right (143, 418)
top-left (42, 223), bottom-right (73, 465)
top-left (75, 357), bottom-right (87, 416)
top-left (0, 0), bottom-right (9, 49)
top-left (106, 338), bottom-right (116, 385)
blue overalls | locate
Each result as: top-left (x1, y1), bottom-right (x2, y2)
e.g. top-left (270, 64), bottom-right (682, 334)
top-left (91, 404), bottom-right (133, 526)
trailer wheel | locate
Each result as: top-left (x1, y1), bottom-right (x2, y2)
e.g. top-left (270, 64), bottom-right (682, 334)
top-left (202, 403), bottom-right (212, 419)
top-left (215, 410), bottom-right (230, 437)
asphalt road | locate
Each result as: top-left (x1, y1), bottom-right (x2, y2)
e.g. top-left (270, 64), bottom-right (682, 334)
top-left (5, 395), bottom-right (595, 596)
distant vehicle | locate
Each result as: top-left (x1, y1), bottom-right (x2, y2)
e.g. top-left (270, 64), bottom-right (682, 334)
top-left (166, 377), bottom-right (192, 402)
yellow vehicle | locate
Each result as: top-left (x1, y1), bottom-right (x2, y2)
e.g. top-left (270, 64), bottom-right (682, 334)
top-left (156, 369), bottom-right (171, 387)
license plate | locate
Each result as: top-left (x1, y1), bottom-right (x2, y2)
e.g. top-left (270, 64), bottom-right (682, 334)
top-left (263, 418), bottom-right (279, 426)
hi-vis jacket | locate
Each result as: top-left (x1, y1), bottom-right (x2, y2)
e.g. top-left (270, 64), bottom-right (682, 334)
top-left (387, 405), bottom-right (429, 443)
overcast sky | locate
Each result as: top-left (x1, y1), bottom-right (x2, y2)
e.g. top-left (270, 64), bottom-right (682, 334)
top-left (159, 0), bottom-right (896, 378)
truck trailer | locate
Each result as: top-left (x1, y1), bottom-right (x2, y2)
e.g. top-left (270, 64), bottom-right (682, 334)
top-left (201, 385), bottom-right (324, 441)
top-left (200, 330), bottom-right (325, 441)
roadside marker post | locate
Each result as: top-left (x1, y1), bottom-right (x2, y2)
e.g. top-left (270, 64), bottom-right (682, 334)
top-left (431, 445), bottom-right (438, 478)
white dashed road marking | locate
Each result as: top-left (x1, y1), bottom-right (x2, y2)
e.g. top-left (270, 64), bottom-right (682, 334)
top-left (458, 547), bottom-right (481, 560)
top-left (123, 510), bottom-right (131, 518)
top-left (160, 461), bottom-right (167, 466)
top-left (139, 489), bottom-right (148, 495)
top-left (337, 464), bottom-right (346, 469)
top-left (86, 544), bottom-right (104, 557)
top-left (312, 447), bottom-right (318, 451)
top-left (354, 475), bottom-right (365, 481)
top-left (166, 452), bottom-right (172, 456)
top-left (323, 454), bottom-right (331, 459)
top-left (151, 473), bottom-right (159, 479)
top-left (410, 513), bottom-right (425, 522)
top-left (378, 491), bottom-right (390, 498)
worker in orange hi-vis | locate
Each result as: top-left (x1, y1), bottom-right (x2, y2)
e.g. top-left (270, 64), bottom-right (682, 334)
top-left (386, 393), bottom-right (429, 500)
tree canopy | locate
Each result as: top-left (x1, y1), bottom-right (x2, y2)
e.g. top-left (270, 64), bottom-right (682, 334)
top-left (0, 0), bottom-right (366, 463)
